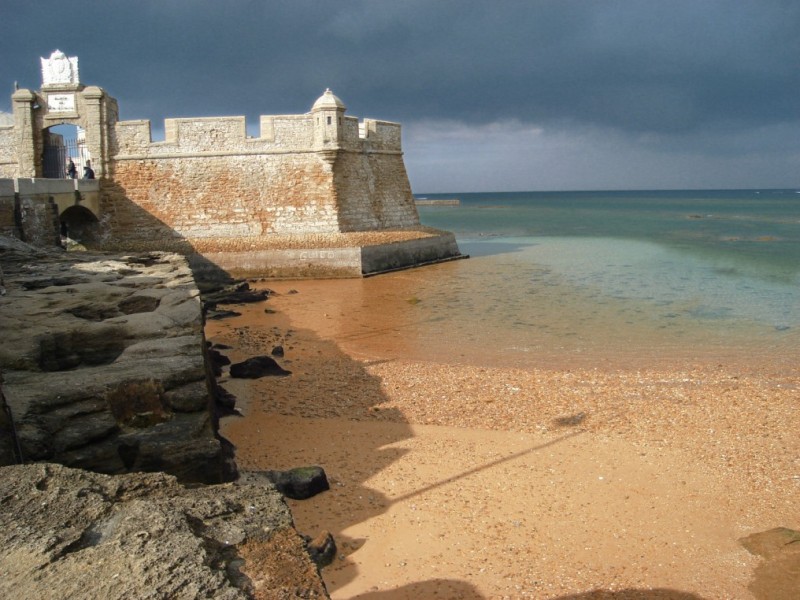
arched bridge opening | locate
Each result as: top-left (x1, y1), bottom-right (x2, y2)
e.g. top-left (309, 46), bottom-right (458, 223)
top-left (60, 203), bottom-right (100, 245)
top-left (14, 178), bottom-right (101, 220)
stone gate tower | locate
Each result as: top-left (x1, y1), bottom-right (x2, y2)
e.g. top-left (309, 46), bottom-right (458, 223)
top-left (10, 50), bottom-right (117, 179)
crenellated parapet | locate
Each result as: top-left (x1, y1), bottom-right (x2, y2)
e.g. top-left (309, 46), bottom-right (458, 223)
top-left (354, 118), bottom-right (403, 152)
top-left (112, 89), bottom-right (403, 161)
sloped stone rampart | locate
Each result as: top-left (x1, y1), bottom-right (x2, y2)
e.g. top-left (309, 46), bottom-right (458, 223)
top-left (334, 151), bottom-right (419, 231)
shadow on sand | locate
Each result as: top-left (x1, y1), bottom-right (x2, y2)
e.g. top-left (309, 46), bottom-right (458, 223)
top-left (207, 284), bottom-right (712, 600)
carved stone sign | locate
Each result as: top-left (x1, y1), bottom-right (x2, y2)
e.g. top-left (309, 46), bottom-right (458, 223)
top-left (41, 50), bottom-right (80, 86)
top-left (47, 93), bottom-right (76, 113)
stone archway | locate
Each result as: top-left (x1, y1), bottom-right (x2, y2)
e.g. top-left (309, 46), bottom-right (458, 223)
top-left (11, 51), bottom-right (118, 179)
top-left (60, 204), bottom-right (100, 245)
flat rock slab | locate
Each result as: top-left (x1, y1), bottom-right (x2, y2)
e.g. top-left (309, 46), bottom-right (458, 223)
top-left (203, 282), bottom-right (270, 307)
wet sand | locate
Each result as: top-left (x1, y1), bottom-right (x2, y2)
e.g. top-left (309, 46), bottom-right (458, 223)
top-left (209, 278), bottom-right (799, 599)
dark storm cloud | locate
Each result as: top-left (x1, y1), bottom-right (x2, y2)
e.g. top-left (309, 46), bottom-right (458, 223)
top-left (327, 0), bottom-right (800, 134)
top-left (4, 1), bottom-right (797, 131)
top-left (1, 1), bottom-right (798, 190)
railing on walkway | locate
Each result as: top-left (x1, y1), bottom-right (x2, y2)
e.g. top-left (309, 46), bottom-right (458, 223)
top-left (43, 138), bottom-right (91, 179)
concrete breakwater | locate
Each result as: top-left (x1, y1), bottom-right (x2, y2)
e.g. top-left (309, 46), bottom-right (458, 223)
top-left (414, 197), bottom-right (461, 205)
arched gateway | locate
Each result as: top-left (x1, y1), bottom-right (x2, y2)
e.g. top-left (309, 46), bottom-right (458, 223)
top-left (12, 50), bottom-right (115, 181)
top-left (0, 51), bottom-right (462, 277)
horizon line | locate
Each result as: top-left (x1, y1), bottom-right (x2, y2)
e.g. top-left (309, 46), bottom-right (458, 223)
top-left (413, 186), bottom-right (800, 195)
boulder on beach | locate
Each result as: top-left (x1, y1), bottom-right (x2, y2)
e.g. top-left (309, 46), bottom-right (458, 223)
top-left (202, 282), bottom-right (270, 309)
top-left (230, 355), bottom-right (291, 378)
top-left (306, 531), bottom-right (337, 568)
top-left (239, 467), bottom-right (330, 500)
top-left (267, 465), bottom-right (330, 500)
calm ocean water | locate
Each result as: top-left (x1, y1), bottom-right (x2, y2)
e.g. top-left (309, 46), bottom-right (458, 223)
top-left (403, 189), bottom-right (799, 371)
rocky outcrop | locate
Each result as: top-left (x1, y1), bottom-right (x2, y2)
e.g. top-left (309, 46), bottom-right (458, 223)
top-left (0, 463), bottom-right (329, 599)
top-left (0, 378), bottom-right (20, 465)
top-left (0, 238), bottom-right (331, 597)
top-left (0, 237), bottom-right (233, 483)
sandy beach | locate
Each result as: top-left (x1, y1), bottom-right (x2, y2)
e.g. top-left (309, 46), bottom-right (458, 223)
top-left (208, 280), bottom-right (799, 599)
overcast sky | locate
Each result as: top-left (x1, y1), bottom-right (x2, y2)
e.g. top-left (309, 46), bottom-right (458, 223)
top-left (2, 1), bottom-right (799, 192)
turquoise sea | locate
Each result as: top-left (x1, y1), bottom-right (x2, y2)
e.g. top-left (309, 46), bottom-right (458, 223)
top-left (278, 190), bottom-right (799, 373)
top-left (398, 189), bottom-right (799, 372)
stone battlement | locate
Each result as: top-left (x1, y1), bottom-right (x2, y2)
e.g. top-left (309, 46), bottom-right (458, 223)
top-left (114, 114), bottom-right (402, 157)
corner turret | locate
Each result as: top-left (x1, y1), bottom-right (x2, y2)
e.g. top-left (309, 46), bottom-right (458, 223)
top-left (312, 89), bottom-right (346, 149)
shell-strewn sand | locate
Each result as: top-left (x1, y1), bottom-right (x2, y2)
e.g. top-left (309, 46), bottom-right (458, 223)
top-left (209, 281), bottom-right (798, 600)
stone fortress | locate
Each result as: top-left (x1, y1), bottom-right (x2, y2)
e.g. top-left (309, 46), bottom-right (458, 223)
top-left (0, 50), bottom-right (462, 277)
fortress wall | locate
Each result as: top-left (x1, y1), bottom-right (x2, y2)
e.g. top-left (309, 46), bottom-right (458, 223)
top-left (166, 116), bottom-right (246, 148)
top-left (115, 112), bottom-right (402, 156)
top-left (0, 178), bottom-right (64, 246)
top-left (4, 97), bottom-right (424, 262)
top-left (3, 55), bottom-right (462, 277)
top-left (0, 127), bottom-right (17, 178)
top-left (115, 114), bottom-right (316, 155)
top-left (107, 109), bottom-right (419, 249)
top-left (261, 115), bottom-right (314, 149)
top-left (16, 195), bottom-right (60, 247)
top-left (334, 151), bottom-right (419, 231)
top-left (117, 117), bottom-right (252, 154)
top-left (340, 118), bottom-right (402, 152)
top-left (109, 112), bottom-right (346, 250)
top-left (343, 116), bottom-right (361, 144)
top-left (103, 151), bottom-right (341, 250)
top-left (0, 180), bottom-right (17, 238)
top-left (114, 120), bottom-right (157, 153)
top-left (360, 120), bottom-right (402, 152)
